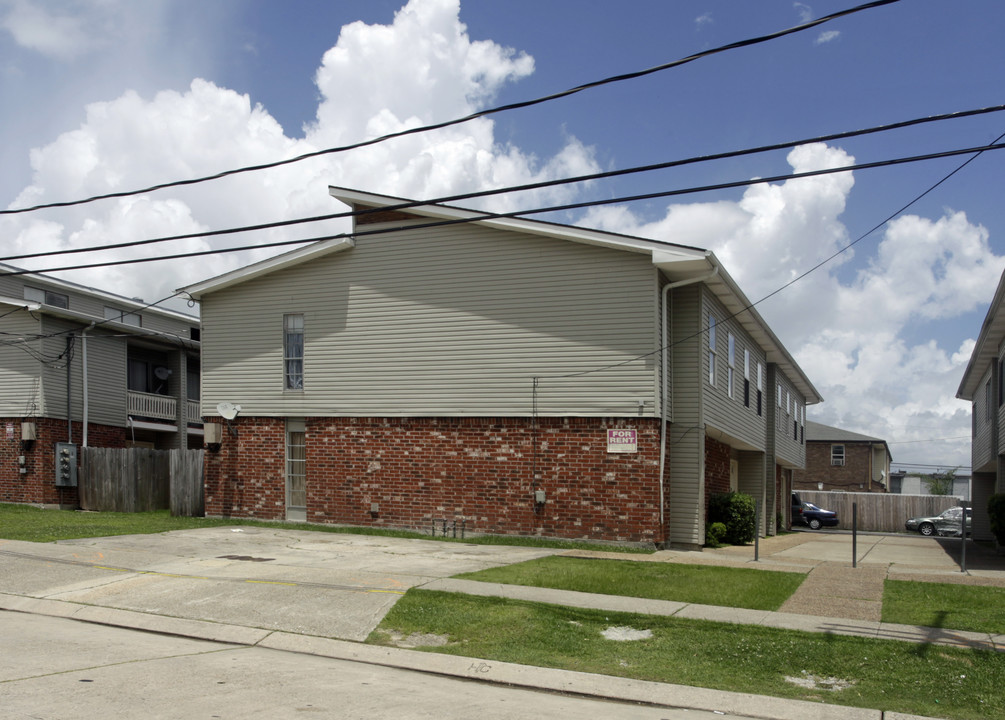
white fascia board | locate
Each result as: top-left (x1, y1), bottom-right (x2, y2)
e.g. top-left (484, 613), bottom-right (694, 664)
top-left (0, 296), bottom-right (41, 312)
top-left (957, 270), bottom-right (1005, 400)
top-left (330, 186), bottom-right (706, 258)
top-left (27, 304), bottom-right (199, 349)
top-left (702, 253), bottom-right (822, 405)
top-left (1, 263), bottom-right (197, 323)
top-left (181, 237), bottom-right (356, 299)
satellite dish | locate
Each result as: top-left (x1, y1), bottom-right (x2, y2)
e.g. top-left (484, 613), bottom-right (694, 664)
top-left (217, 402), bottom-right (242, 420)
top-left (154, 367), bottom-right (172, 380)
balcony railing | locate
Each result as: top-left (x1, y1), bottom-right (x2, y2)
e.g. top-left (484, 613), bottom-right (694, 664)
top-left (187, 400), bottom-right (202, 423)
top-left (127, 391), bottom-right (177, 421)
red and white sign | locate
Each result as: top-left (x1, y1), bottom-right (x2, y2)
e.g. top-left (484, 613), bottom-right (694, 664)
top-left (5, 423), bottom-right (13, 440)
top-left (607, 429), bottom-right (637, 453)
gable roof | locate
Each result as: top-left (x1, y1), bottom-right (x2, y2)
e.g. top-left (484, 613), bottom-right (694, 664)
top-left (806, 420), bottom-right (885, 443)
top-left (957, 267), bottom-right (1005, 400)
top-left (181, 186), bottom-right (822, 404)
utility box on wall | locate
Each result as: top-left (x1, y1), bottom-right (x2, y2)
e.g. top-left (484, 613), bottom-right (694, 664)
top-left (55, 442), bottom-right (78, 487)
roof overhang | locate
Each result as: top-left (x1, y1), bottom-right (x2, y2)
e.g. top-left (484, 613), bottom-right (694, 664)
top-left (0, 263), bottom-right (198, 324)
top-left (957, 270), bottom-right (1005, 400)
top-left (180, 236), bottom-right (356, 299)
top-left (0, 297), bottom-right (199, 350)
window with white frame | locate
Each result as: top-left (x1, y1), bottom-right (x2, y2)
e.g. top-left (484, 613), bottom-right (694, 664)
top-left (284, 314), bottom-right (305, 390)
top-left (104, 306), bottom-right (141, 327)
top-left (708, 315), bottom-right (717, 386)
top-left (831, 444), bottom-right (845, 466)
top-left (24, 286), bottom-right (68, 309)
top-left (756, 363), bottom-right (763, 416)
top-left (727, 333), bottom-right (736, 398)
top-left (743, 349), bottom-right (751, 407)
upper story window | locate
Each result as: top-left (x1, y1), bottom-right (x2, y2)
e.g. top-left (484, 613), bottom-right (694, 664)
top-left (756, 363), bottom-right (763, 416)
top-left (707, 315), bottom-right (717, 386)
top-left (727, 333), bottom-right (736, 398)
top-left (831, 444), bottom-right (845, 466)
top-left (284, 314), bottom-right (305, 390)
top-left (743, 349), bottom-right (751, 408)
top-left (24, 286), bottom-right (68, 309)
top-left (104, 306), bottom-right (142, 327)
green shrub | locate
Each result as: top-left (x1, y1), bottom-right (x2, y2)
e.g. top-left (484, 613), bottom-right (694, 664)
top-left (708, 492), bottom-right (756, 545)
top-left (705, 521), bottom-right (727, 547)
top-left (988, 494), bottom-right (1005, 546)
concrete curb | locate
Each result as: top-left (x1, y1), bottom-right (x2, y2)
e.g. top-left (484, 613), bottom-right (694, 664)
top-left (0, 591), bottom-right (953, 720)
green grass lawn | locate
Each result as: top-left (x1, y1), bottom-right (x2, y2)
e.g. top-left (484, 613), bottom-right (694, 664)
top-left (883, 579), bottom-right (1005, 635)
top-left (370, 590), bottom-right (1003, 720)
top-left (456, 555), bottom-right (805, 610)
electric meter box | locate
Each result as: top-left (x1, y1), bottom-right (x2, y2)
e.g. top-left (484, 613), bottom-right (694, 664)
top-left (55, 442), bottom-right (78, 487)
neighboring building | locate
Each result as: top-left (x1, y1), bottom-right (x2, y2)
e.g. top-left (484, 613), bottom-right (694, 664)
top-left (956, 268), bottom-right (1005, 543)
top-left (792, 421), bottom-right (891, 494)
top-left (183, 187), bottom-right (821, 548)
top-left (0, 265), bottom-right (201, 507)
top-left (890, 471), bottom-right (970, 500)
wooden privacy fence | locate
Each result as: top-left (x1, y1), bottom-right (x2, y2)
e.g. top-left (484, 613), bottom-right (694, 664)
top-left (797, 491), bottom-right (962, 533)
top-left (79, 447), bottom-right (204, 516)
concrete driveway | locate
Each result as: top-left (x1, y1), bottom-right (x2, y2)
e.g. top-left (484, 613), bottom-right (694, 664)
top-left (0, 527), bottom-right (560, 641)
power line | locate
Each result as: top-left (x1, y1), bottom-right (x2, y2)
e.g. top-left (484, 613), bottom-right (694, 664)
top-left (3, 140), bottom-right (1003, 278)
top-left (4, 102), bottom-right (1003, 266)
top-left (0, 0), bottom-right (901, 217)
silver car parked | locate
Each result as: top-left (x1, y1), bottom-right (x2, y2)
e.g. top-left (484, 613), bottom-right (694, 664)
top-left (905, 506), bottom-right (971, 537)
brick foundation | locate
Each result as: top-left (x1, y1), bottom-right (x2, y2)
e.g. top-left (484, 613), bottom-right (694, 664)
top-left (0, 417), bottom-right (127, 506)
top-left (205, 416), bottom-right (667, 543)
top-left (703, 436), bottom-right (732, 516)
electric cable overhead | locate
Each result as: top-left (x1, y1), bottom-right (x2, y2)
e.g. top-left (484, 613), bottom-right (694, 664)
top-left (3, 102), bottom-right (1003, 266)
top-left (0, 0), bottom-right (901, 217)
top-left (3, 140), bottom-right (1003, 278)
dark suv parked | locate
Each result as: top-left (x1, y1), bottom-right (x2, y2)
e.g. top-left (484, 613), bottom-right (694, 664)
top-left (792, 492), bottom-right (839, 530)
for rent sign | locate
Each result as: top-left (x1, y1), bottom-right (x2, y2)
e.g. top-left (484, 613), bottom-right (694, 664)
top-left (607, 428), bottom-right (637, 453)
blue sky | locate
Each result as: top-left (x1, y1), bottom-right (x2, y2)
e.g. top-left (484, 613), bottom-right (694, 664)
top-left (2, 0), bottom-right (1004, 472)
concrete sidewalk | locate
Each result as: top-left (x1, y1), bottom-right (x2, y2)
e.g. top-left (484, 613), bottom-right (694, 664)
top-left (2, 527), bottom-right (1003, 720)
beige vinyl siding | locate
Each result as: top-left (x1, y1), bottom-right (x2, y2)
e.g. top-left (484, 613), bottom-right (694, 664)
top-left (974, 364), bottom-right (995, 471)
top-left (201, 223), bottom-right (659, 417)
top-left (40, 318), bottom-right (127, 427)
top-left (0, 309), bottom-right (42, 416)
top-left (774, 370), bottom-right (806, 468)
top-left (701, 289), bottom-right (767, 451)
top-left (668, 283), bottom-right (703, 546)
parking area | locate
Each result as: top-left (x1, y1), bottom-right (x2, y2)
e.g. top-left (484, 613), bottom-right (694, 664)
top-left (0, 527), bottom-right (560, 641)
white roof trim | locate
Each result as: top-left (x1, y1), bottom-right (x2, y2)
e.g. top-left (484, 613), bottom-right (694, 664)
top-left (0, 296), bottom-right (41, 312)
top-left (1, 263), bottom-right (198, 323)
top-left (957, 268), bottom-right (1005, 400)
top-left (181, 237), bottom-right (356, 299)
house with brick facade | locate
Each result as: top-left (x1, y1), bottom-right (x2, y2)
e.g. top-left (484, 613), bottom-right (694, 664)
top-left (0, 265), bottom-right (201, 507)
top-left (183, 187), bottom-right (821, 548)
top-left (792, 420), bottom-right (891, 495)
top-left (956, 266), bottom-right (1005, 543)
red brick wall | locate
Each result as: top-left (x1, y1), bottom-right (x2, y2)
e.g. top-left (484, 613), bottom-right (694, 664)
top-left (703, 435), bottom-right (731, 517)
top-left (205, 416), bottom-right (666, 543)
top-left (793, 441), bottom-right (882, 492)
top-left (0, 417), bottom-right (127, 506)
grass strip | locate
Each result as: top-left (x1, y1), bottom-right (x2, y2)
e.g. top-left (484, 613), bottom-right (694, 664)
top-left (456, 555), bottom-right (804, 610)
top-left (0, 503), bottom-right (650, 552)
top-left (883, 579), bottom-right (1005, 635)
top-left (370, 589), bottom-right (1002, 720)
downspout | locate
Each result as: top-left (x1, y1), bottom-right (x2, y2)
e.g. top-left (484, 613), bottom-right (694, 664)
top-left (66, 335), bottom-right (73, 443)
top-left (81, 322), bottom-right (95, 447)
top-left (659, 266), bottom-right (719, 540)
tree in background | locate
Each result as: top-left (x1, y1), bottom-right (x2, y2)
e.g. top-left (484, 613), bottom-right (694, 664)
top-left (923, 468), bottom-right (957, 496)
